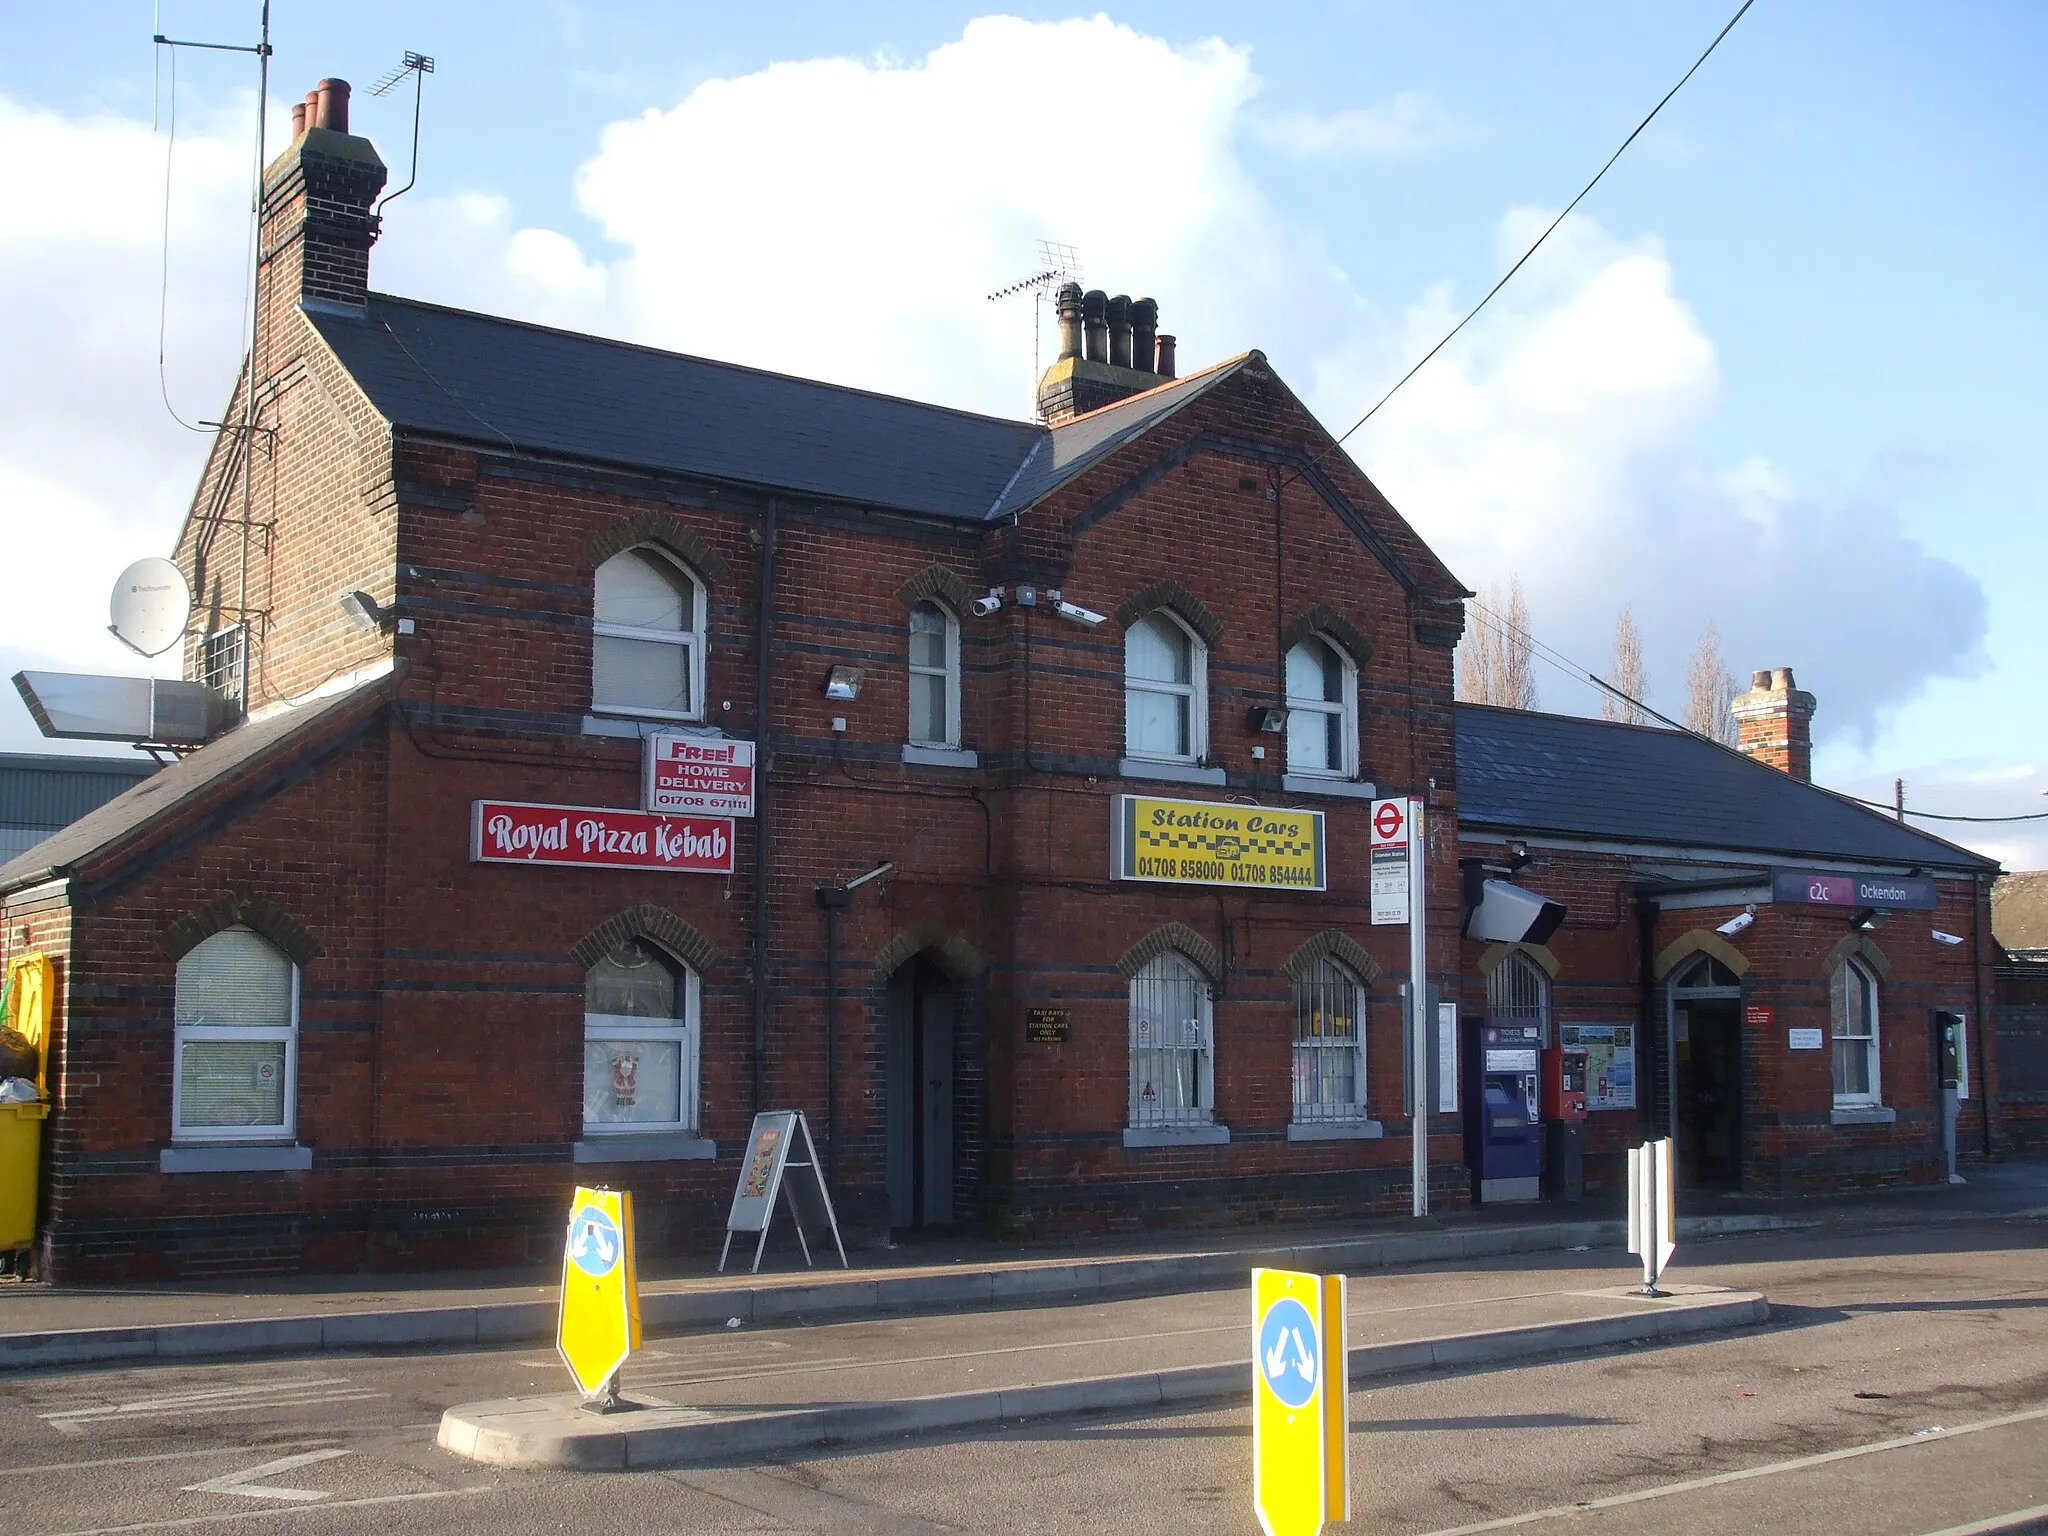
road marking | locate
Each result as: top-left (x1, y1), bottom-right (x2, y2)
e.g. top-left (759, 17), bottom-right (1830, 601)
top-left (0, 1446), bottom-right (276, 1478)
top-left (43, 1486), bottom-right (494, 1536)
top-left (182, 1448), bottom-right (351, 1503)
top-left (1409, 1404), bottom-right (2048, 1535)
top-left (1917, 1504), bottom-right (2048, 1536)
top-left (39, 1377), bottom-right (388, 1433)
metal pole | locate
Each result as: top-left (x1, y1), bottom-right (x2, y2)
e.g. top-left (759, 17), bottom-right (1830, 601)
top-left (823, 897), bottom-right (840, 1191)
top-left (1410, 797), bottom-right (1429, 1217)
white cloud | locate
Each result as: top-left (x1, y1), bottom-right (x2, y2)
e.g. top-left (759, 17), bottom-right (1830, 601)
top-left (1248, 90), bottom-right (1475, 161)
top-left (0, 17), bottom-right (1990, 770)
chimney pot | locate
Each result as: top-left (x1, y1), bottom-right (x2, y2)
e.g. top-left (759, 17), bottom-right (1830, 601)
top-left (1731, 664), bottom-right (1818, 782)
top-left (1107, 294), bottom-right (1133, 369)
top-left (1130, 298), bottom-right (1158, 375)
top-left (1154, 333), bottom-right (1177, 379)
top-left (291, 102), bottom-right (307, 137)
top-left (1773, 666), bottom-right (1796, 689)
top-left (1751, 669), bottom-right (1771, 689)
top-left (304, 90), bottom-right (321, 129)
top-left (314, 78), bottom-right (351, 134)
top-left (1081, 289), bottom-right (1108, 365)
top-left (1054, 282), bottom-right (1083, 362)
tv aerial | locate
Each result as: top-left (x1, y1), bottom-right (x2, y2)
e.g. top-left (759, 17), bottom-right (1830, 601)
top-left (108, 557), bottom-right (194, 658)
top-left (371, 51), bottom-right (435, 215)
top-left (987, 240), bottom-right (1080, 411)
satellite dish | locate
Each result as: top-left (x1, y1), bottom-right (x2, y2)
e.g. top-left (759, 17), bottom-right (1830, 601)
top-left (108, 557), bottom-right (193, 658)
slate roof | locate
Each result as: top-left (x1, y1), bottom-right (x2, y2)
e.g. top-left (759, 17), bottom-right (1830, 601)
top-left (1455, 704), bottom-right (1996, 872)
top-left (0, 677), bottom-right (390, 895)
top-left (311, 296), bottom-right (1227, 525)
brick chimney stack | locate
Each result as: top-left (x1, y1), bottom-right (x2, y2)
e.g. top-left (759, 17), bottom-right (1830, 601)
top-left (1037, 283), bottom-right (1171, 424)
top-left (1731, 667), bottom-right (1817, 781)
top-left (259, 78), bottom-right (387, 319)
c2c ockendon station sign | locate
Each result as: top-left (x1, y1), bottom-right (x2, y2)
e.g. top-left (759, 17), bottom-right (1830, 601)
top-left (1769, 869), bottom-right (1939, 911)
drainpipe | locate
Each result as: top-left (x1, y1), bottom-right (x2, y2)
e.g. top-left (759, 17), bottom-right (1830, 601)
top-left (1973, 871), bottom-right (1994, 1160)
top-left (751, 499), bottom-right (778, 1113)
top-left (818, 886), bottom-right (850, 1189)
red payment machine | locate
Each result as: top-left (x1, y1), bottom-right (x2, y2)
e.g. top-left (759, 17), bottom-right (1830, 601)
top-left (1540, 1046), bottom-right (1588, 1122)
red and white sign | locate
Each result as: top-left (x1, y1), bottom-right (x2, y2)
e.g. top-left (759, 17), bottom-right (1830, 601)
top-left (472, 800), bottom-right (736, 874)
top-left (1370, 798), bottom-right (1408, 849)
top-left (1370, 796), bottom-right (1411, 927)
top-left (644, 734), bottom-right (755, 817)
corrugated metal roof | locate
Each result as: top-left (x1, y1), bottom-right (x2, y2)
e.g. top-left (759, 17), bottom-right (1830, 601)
top-left (1455, 703), bottom-right (1996, 871)
top-left (0, 753), bottom-right (156, 831)
top-left (306, 296), bottom-right (1049, 522)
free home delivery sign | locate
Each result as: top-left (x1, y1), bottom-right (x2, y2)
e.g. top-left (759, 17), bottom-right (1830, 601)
top-left (644, 734), bottom-right (755, 817)
top-left (1111, 794), bottom-right (1326, 891)
top-left (472, 800), bottom-right (736, 874)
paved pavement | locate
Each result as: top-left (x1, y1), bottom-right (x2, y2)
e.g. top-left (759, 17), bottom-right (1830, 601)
top-left (0, 1216), bottom-right (2040, 1534)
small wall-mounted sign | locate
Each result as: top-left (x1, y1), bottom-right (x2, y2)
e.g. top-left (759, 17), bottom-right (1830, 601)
top-left (1788, 1027), bottom-right (1825, 1051)
top-left (645, 734), bottom-right (755, 817)
top-left (1745, 1005), bottom-right (1774, 1030)
top-left (1026, 1008), bottom-right (1070, 1044)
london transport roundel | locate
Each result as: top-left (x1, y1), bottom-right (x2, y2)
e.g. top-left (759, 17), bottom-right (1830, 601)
top-left (1257, 1294), bottom-right (1320, 1410)
top-left (1373, 801), bottom-right (1405, 841)
top-left (568, 1206), bottom-right (623, 1278)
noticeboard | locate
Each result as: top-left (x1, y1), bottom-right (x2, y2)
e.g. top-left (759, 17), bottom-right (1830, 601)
top-left (1560, 1023), bottom-right (1635, 1110)
top-left (1027, 1008), bottom-right (1070, 1044)
top-left (1111, 795), bottom-right (1325, 891)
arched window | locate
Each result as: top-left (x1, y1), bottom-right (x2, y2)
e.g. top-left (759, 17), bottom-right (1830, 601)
top-left (1487, 949), bottom-right (1551, 1045)
top-left (173, 927), bottom-right (298, 1141)
top-left (1129, 950), bottom-right (1213, 1127)
top-left (1830, 958), bottom-right (1881, 1107)
top-left (592, 547), bottom-right (706, 721)
top-left (584, 941), bottom-right (700, 1136)
top-left (1284, 635), bottom-right (1357, 778)
top-left (1292, 955), bottom-right (1367, 1122)
top-left (907, 600), bottom-right (960, 748)
top-left (1673, 954), bottom-right (1742, 990)
top-left (1125, 612), bottom-right (1206, 763)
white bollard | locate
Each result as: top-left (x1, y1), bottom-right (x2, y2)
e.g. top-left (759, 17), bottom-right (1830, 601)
top-left (1627, 1137), bottom-right (1676, 1294)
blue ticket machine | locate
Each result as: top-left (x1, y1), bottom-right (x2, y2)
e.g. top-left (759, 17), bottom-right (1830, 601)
top-left (1462, 1021), bottom-right (1542, 1203)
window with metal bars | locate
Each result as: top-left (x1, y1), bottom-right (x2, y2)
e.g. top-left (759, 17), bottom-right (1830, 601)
top-left (203, 624), bottom-right (248, 718)
top-left (1128, 950), bottom-right (1213, 1127)
top-left (1291, 956), bottom-right (1367, 1121)
top-left (1486, 949), bottom-right (1550, 1044)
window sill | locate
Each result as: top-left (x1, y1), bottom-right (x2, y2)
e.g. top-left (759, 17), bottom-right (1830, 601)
top-left (1830, 1104), bottom-right (1896, 1126)
top-left (574, 1133), bottom-right (717, 1164)
top-left (1287, 1119), bottom-right (1385, 1141)
top-left (902, 744), bottom-right (979, 768)
top-left (161, 1143), bottom-right (312, 1174)
top-left (1119, 759), bottom-right (1227, 788)
top-left (581, 714), bottom-right (713, 740)
top-left (1123, 1124), bottom-right (1230, 1148)
top-left (1280, 775), bottom-right (1378, 801)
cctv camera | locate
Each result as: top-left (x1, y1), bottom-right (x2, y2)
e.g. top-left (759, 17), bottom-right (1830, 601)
top-left (1053, 599), bottom-right (1107, 627)
top-left (1931, 929), bottom-right (1965, 947)
top-left (1715, 905), bottom-right (1756, 937)
top-left (970, 589), bottom-right (1004, 618)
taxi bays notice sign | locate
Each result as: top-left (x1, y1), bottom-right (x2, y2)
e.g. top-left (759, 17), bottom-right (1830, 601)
top-left (1252, 1268), bottom-right (1350, 1536)
top-left (1111, 795), bottom-right (1326, 890)
top-left (558, 1186), bottom-right (641, 1412)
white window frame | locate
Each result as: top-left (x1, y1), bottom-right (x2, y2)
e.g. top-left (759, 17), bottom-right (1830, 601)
top-left (1292, 957), bottom-right (1368, 1122)
top-left (1124, 612), bottom-right (1208, 765)
top-left (1830, 958), bottom-right (1882, 1108)
top-left (170, 929), bottom-right (299, 1145)
top-left (203, 623), bottom-right (249, 716)
top-left (907, 600), bottom-right (962, 749)
top-left (1284, 634), bottom-right (1359, 780)
top-left (582, 963), bottom-right (701, 1137)
top-left (591, 545), bottom-right (708, 723)
top-left (1128, 950), bottom-right (1215, 1128)
top-left (1487, 949), bottom-right (1551, 1046)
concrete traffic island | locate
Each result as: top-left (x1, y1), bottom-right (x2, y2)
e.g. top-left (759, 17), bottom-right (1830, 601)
top-left (437, 1283), bottom-right (1767, 1471)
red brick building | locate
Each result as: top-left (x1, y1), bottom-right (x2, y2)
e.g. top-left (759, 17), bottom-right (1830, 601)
top-left (0, 83), bottom-right (2005, 1279)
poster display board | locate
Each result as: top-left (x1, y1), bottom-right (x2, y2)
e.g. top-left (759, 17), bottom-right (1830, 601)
top-left (1559, 1023), bottom-right (1636, 1111)
top-left (719, 1109), bottom-right (847, 1274)
top-left (1110, 795), bottom-right (1325, 891)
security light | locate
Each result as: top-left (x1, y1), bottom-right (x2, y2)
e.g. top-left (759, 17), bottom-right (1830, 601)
top-left (1246, 705), bottom-right (1287, 734)
top-left (1931, 929), bottom-right (1965, 947)
top-left (1715, 905), bottom-right (1756, 937)
top-left (1853, 908), bottom-right (1890, 933)
top-left (338, 590), bottom-right (386, 631)
top-left (824, 666), bottom-right (864, 702)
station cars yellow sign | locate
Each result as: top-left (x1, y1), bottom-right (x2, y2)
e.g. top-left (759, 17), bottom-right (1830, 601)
top-left (1112, 795), bottom-right (1326, 891)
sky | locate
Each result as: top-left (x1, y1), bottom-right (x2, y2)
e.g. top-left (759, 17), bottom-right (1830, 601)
top-left (2, 2), bottom-right (2044, 866)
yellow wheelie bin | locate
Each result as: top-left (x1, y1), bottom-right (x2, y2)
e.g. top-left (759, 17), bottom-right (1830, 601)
top-left (1, 953), bottom-right (54, 1265)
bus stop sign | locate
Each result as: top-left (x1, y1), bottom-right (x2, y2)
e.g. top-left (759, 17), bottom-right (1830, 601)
top-left (557, 1186), bottom-right (641, 1399)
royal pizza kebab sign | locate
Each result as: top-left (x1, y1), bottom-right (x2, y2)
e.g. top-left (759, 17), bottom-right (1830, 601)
top-left (472, 799), bottom-right (735, 874)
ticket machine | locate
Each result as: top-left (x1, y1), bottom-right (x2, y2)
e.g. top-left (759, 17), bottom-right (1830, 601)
top-left (1462, 1021), bottom-right (1542, 1203)
top-left (1540, 1046), bottom-right (1588, 1201)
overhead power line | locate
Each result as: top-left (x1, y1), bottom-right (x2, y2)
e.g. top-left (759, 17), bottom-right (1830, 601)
top-left (1301, 0), bottom-right (1757, 478)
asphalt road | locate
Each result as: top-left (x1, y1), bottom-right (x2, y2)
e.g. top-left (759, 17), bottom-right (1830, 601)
top-left (0, 1217), bottom-right (2040, 1535)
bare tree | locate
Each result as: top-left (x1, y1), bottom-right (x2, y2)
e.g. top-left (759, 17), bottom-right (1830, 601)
top-left (1682, 620), bottom-right (1739, 746)
top-left (1458, 576), bottom-right (1538, 710)
top-left (1602, 607), bottom-right (1648, 724)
